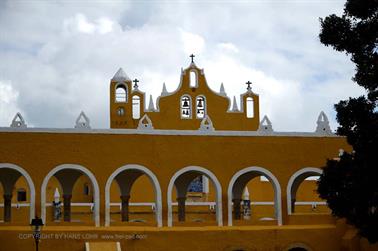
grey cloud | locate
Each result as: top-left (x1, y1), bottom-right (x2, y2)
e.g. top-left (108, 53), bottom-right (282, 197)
top-left (119, 1), bottom-right (160, 29)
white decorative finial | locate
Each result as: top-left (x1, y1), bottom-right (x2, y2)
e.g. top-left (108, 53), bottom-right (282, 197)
top-left (219, 83), bottom-right (226, 96)
top-left (54, 188), bottom-right (61, 203)
top-left (112, 67), bottom-right (131, 82)
top-left (161, 83), bottom-right (168, 96)
top-left (315, 111), bottom-right (332, 135)
top-left (148, 95), bottom-right (155, 111)
top-left (243, 187), bottom-right (250, 201)
top-left (75, 111), bottom-right (91, 129)
top-left (232, 96), bottom-right (239, 112)
top-left (137, 114), bottom-right (154, 130)
top-left (10, 112), bottom-right (27, 128)
top-left (258, 115), bottom-right (273, 133)
top-left (199, 115), bottom-right (215, 131)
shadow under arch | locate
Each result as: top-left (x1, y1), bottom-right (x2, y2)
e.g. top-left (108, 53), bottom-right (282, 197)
top-left (105, 164), bottom-right (162, 227)
top-left (287, 167), bottom-right (323, 215)
top-left (284, 242), bottom-right (313, 251)
top-left (227, 166), bottom-right (282, 226)
top-left (167, 166), bottom-right (223, 227)
top-left (0, 163), bottom-right (36, 223)
top-left (41, 164), bottom-right (100, 226)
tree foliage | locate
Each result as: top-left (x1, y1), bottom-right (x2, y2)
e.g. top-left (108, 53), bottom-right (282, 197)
top-left (317, 0), bottom-right (378, 243)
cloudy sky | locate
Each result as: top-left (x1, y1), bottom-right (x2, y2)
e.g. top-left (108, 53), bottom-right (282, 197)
top-left (0, 0), bottom-right (365, 131)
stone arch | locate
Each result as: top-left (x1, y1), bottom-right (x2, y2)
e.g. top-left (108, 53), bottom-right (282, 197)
top-left (167, 166), bottom-right (222, 227)
top-left (227, 166), bottom-right (282, 226)
top-left (287, 167), bottom-right (323, 214)
top-left (0, 163), bottom-right (35, 223)
top-left (105, 164), bottom-right (162, 227)
top-left (41, 164), bottom-right (100, 226)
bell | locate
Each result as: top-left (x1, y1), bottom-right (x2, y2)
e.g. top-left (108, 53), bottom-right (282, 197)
top-left (183, 100), bottom-right (189, 107)
top-left (197, 99), bottom-right (203, 108)
top-left (185, 110), bottom-right (189, 116)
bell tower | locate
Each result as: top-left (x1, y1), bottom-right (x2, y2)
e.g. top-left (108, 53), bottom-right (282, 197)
top-left (110, 68), bottom-right (132, 128)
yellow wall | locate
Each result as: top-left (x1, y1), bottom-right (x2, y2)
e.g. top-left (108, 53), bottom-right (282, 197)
top-left (2, 224), bottom-right (378, 251)
top-left (0, 131), bottom-right (350, 226)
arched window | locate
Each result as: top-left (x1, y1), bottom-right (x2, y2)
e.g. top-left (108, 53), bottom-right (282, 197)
top-left (115, 85), bottom-right (127, 102)
top-left (83, 183), bottom-right (90, 195)
top-left (181, 95), bottom-right (191, 119)
top-left (132, 96), bottom-right (140, 119)
top-left (188, 176), bottom-right (203, 192)
top-left (196, 96), bottom-right (206, 119)
top-left (190, 71), bottom-right (197, 88)
top-left (117, 107), bottom-right (125, 117)
top-left (17, 188), bottom-right (27, 202)
top-left (246, 97), bottom-right (254, 118)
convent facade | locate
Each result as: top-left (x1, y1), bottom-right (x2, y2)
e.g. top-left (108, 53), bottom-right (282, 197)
top-left (0, 58), bottom-right (375, 251)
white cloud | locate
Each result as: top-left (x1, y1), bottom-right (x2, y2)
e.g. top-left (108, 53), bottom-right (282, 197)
top-left (0, 80), bottom-right (23, 126)
top-left (63, 13), bottom-right (114, 35)
top-left (202, 54), bottom-right (305, 130)
top-left (75, 13), bottom-right (96, 34)
top-left (217, 43), bottom-right (239, 53)
top-left (96, 17), bottom-right (114, 34)
top-left (180, 29), bottom-right (205, 55)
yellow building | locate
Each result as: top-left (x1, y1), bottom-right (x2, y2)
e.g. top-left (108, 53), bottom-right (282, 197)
top-left (0, 58), bottom-right (376, 251)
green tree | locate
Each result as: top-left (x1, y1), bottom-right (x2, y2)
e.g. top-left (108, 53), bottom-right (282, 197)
top-left (317, 0), bottom-right (378, 243)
